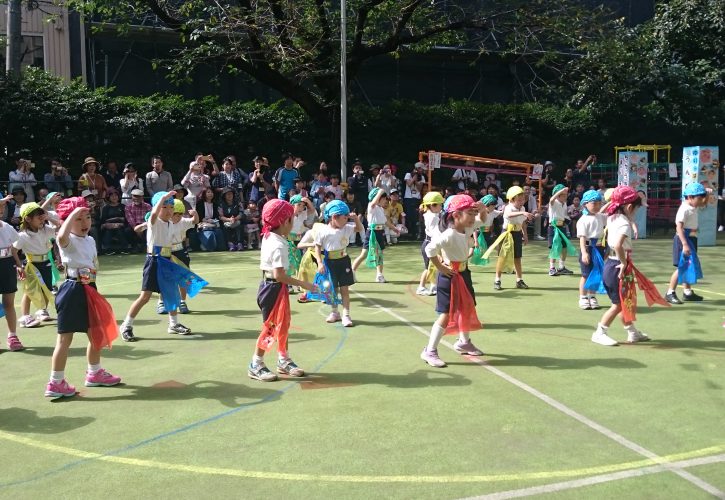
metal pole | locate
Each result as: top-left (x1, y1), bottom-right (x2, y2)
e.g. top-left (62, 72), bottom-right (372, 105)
top-left (6, 0), bottom-right (22, 74)
top-left (340, 0), bottom-right (348, 182)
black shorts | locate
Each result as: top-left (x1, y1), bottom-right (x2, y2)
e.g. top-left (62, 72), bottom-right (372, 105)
top-left (421, 238), bottom-right (431, 269)
top-left (172, 249), bottom-right (191, 268)
top-left (435, 268), bottom-right (476, 314)
top-left (672, 236), bottom-right (698, 267)
top-left (482, 231), bottom-right (496, 248)
top-left (28, 259), bottom-right (53, 290)
top-left (362, 228), bottom-right (386, 250)
top-left (0, 258), bottom-right (17, 294)
top-left (579, 245), bottom-right (605, 278)
top-left (257, 281), bottom-right (283, 322)
top-left (327, 255), bottom-right (355, 289)
top-left (512, 230), bottom-right (523, 259)
top-left (141, 256), bottom-right (161, 293)
top-left (56, 280), bottom-right (95, 333)
top-left (603, 259), bottom-right (621, 305)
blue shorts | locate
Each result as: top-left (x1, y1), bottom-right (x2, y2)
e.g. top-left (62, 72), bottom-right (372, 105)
top-left (579, 245), bottom-right (605, 278)
top-left (257, 280), bottom-right (283, 322)
top-left (603, 259), bottom-right (621, 305)
top-left (141, 256), bottom-right (161, 293)
top-left (435, 268), bottom-right (476, 314)
top-left (0, 258), bottom-right (17, 294)
top-left (172, 249), bottom-right (191, 267)
top-left (672, 236), bottom-right (697, 267)
top-left (56, 280), bottom-right (95, 333)
top-left (362, 228), bottom-right (386, 250)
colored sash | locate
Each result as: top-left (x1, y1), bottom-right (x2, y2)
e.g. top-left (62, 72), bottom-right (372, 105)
top-left (425, 259), bottom-right (438, 287)
top-left (483, 225), bottom-right (515, 273)
top-left (677, 229), bottom-right (703, 285)
top-left (470, 230), bottom-right (489, 266)
top-left (256, 284), bottom-right (291, 352)
top-left (583, 239), bottom-right (606, 294)
top-left (296, 248), bottom-right (317, 284)
top-left (286, 238), bottom-right (302, 277)
top-left (548, 219), bottom-right (578, 259)
top-left (84, 284), bottom-right (119, 350)
top-left (155, 248), bottom-right (209, 312)
top-left (308, 255), bottom-right (342, 305)
top-left (445, 262), bottom-right (482, 334)
top-left (366, 229), bottom-right (383, 268)
top-left (619, 253), bottom-right (670, 323)
top-left (24, 256), bottom-right (53, 310)
top-left (48, 250), bottom-right (61, 286)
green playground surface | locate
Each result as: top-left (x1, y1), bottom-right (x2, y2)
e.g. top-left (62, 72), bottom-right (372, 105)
top-left (1, 238), bottom-right (724, 499)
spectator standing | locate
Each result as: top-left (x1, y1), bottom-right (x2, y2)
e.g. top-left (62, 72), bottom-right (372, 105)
top-left (181, 158), bottom-right (211, 206)
top-left (274, 153), bottom-right (301, 201)
top-left (212, 157), bottom-right (243, 199)
top-left (103, 160), bottom-right (123, 190)
top-left (524, 185), bottom-right (544, 241)
top-left (542, 161), bottom-right (557, 195)
top-left (452, 161), bottom-right (479, 192)
top-left (218, 187), bottom-right (244, 251)
top-left (119, 163), bottom-right (144, 206)
top-left (8, 158), bottom-right (37, 202)
top-left (44, 159), bottom-right (74, 196)
top-left (124, 189), bottom-right (151, 252)
top-left (146, 156), bottom-right (174, 197)
top-left (347, 162), bottom-right (369, 215)
top-left (375, 165), bottom-right (399, 195)
top-left (4, 187), bottom-right (26, 228)
top-left (403, 161), bottom-right (426, 238)
top-left (572, 155), bottom-right (595, 191)
top-left (249, 156), bottom-right (273, 202)
top-left (79, 157), bottom-right (108, 201)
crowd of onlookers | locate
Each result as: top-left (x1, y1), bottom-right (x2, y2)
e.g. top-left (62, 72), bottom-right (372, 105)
top-left (3, 152), bottom-right (614, 254)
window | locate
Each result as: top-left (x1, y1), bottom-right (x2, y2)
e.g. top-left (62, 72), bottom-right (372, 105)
top-left (0, 35), bottom-right (44, 70)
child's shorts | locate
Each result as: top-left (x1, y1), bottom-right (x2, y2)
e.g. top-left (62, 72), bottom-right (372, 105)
top-left (672, 236), bottom-right (697, 267)
top-left (482, 230), bottom-right (496, 248)
top-left (27, 259), bottom-right (53, 290)
top-left (172, 249), bottom-right (191, 268)
top-left (603, 259), bottom-right (621, 305)
top-left (579, 245), bottom-right (605, 278)
top-left (421, 238), bottom-right (431, 269)
top-left (327, 255), bottom-right (355, 289)
top-left (362, 228), bottom-right (386, 250)
top-left (511, 230), bottom-right (523, 259)
top-left (56, 280), bottom-right (94, 333)
top-left (0, 258), bottom-right (17, 294)
top-left (547, 224), bottom-right (567, 248)
top-left (141, 255), bottom-right (161, 293)
top-left (257, 280), bottom-right (283, 321)
top-left (435, 268), bottom-right (476, 314)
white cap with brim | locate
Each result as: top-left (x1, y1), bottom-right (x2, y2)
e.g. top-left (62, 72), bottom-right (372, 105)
top-left (131, 189), bottom-right (144, 197)
top-left (81, 190), bottom-right (94, 198)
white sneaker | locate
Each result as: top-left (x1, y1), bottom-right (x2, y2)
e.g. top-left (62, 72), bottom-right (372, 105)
top-left (591, 330), bottom-right (618, 346)
top-left (588, 296), bottom-right (600, 309)
top-left (578, 297), bottom-right (591, 310)
top-left (375, 274), bottom-right (386, 283)
top-left (19, 315), bottom-right (41, 328)
top-left (341, 315), bottom-right (353, 327)
top-left (326, 311), bottom-right (341, 323)
top-left (35, 309), bottom-right (52, 322)
top-left (429, 286), bottom-right (437, 295)
top-left (416, 286), bottom-right (428, 295)
top-left (626, 328), bottom-right (650, 343)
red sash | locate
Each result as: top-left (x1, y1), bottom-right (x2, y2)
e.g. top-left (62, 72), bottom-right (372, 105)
top-left (446, 262), bottom-right (482, 334)
top-left (619, 255), bottom-right (670, 323)
top-left (85, 285), bottom-right (119, 350)
top-left (256, 285), bottom-right (291, 352)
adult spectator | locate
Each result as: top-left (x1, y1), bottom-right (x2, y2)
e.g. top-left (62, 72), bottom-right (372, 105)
top-left (146, 155), bottom-right (174, 197)
top-left (194, 152), bottom-right (220, 178)
top-left (452, 160), bottom-right (479, 192)
top-left (8, 158), bottom-right (37, 202)
top-left (124, 189), bottom-right (151, 253)
top-left (81, 189), bottom-right (101, 244)
top-left (119, 163), bottom-right (144, 206)
top-left (181, 157), bottom-right (211, 206)
top-left (563, 168), bottom-right (575, 190)
top-left (79, 157), bottom-right (108, 201)
top-left (4, 187), bottom-right (26, 228)
top-left (103, 160), bottom-right (123, 190)
top-left (218, 187), bottom-right (244, 251)
top-left (542, 161), bottom-right (557, 193)
top-left (572, 155), bottom-right (595, 190)
top-left (249, 156), bottom-right (273, 202)
top-left (213, 157), bottom-right (243, 199)
top-left (347, 161), bottom-right (369, 214)
top-left (195, 187), bottom-right (224, 251)
top-left (44, 159), bottom-right (74, 196)
top-left (375, 164), bottom-right (399, 195)
top-left (567, 195), bottom-right (583, 237)
top-left (173, 184), bottom-right (193, 214)
top-left (403, 161), bottom-right (426, 238)
top-left (274, 153), bottom-right (300, 200)
top-left (100, 188), bottom-right (130, 254)
top-left (368, 164), bottom-right (382, 191)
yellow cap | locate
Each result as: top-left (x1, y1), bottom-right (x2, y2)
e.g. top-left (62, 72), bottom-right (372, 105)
top-left (604, 188), bottom-right (615, 202)
top-left (173, 199), bottom-right (185, 214)
top-left (422, 191), bottom-right (444, 205)
top-left (506, 186), bottom-right (524, 200)
top-left (19, 202), bottom-right (43, 220)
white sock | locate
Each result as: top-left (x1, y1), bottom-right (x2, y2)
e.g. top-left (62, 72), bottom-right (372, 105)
top-left (597, 323), bottom-right (608, 333)
top-left (331, 305), bottom-right (339, 313)
top-left (50, 370), bottom-right (64, 382)
top-left (123, 315), bottom-right (134, 327)
top-left (252, 355), bottom-right (264, 366)
top-left (666, 288), bottom-right (675, 295)
top-left (549, 261), bottom-right (556, 268)
top-left (169, 314), bottom-right (178, 326)
top-left (516, 277), bottom-right (524, 282)
top-left (458, 332), bottom-right (470, 343)
top-left (342, 308), bottom-right (350, 317)
top-left (624, 324), bottom-right (637, 333)
top-left (559, 259), bottom-right (565, 269)
top-left (7, 331), bottom-right (16, 338)
top-left (88, 363), bottom-right (102, 374)
top-left (683, 288), bottom-right (693, 296)
top-left (427, 323), bottom-right (446, 351)
top-left (588, 294), bottom-right (595, 299)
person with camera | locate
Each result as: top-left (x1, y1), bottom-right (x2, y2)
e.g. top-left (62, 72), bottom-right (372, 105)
top-left (451, 160), bottom-right (479, 192)
top-left (274, 153), bottom-right (302, 201)
top-left (572, 155), bottom-right (596, 191)
top-left (102, 160), bottom-right (123, 190)
top-left (249, 156), bottom-right (273, 203)
top-left (146, 156), bottom-right (174, 197)
top-left (403, 162), bottom-right (427, 238)
top-left (375, 164), bottom-right (399, 195)
top-left (119, 163), bottom-right (144, 206)
top-left (44, 159), bottom-right (74, 197)
top-left (182, 156), bottom-right (212, 206)
top-left (346, 161), bottom-right (369, 215)
top-left (212, 156), bottom-right (243, 199)
top-left (9, 158), bottom-right (38, 203)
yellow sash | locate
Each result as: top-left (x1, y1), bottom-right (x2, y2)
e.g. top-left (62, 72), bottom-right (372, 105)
top-left (483, 225), bottom-right (517, 272)
top-left (297, 248), bottom-right (317, 283)
top-left (24, 256), bottom-right (53, 310)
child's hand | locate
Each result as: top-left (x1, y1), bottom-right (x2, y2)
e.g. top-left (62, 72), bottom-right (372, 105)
top-left (437, 264), bottom-right (454, 277)
top-left (683, 244), bottom-right (691, 256)
top-left (317, 264), bottom-right (325, 275)
top-left (16, 267), bottom-right (25, 280)
top-left (616, 263), bottom-right (624, 279)
top-left (582, 253), bottom-right (590, 265)
top-left (303, 281), bottom-right (317, 293)
top-left (56, 262), bottom-right (65, 272)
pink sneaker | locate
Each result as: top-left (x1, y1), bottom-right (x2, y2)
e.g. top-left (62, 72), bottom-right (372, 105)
top-left (45, 379), bottom-right (76, 398)
top-left (453, 339), bottom-right (484, 356)
top-left (341, 315), bottom-right (353, 327)
top-left (7, 335), bottom-right (24, 351)
top-left (326, 311), bottom-right (341, 323)
top-left (85, 369), bottom-right (122, 387)
top-left (420, 348), bottom-right (447, 368)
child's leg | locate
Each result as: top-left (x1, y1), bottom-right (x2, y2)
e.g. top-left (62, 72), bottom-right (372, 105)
top-left (579, 276), bottom-right (587, 297)
top-left (21, 293), bottom-right (31, 316)
top-left (376, 263), bottom-right (383, 277)
top-left (418, 269), bottom-right (429, 288)
top-left (495, 257), bottom-right (504, 281)
top-left (427, 313), bottom-right (448, 351)
top-left (3, 293), bottom-right (17, 334)
top-left (667, 269), bottom-right (679, 293)
top-left (351, 248), bottom-right (366, 271)
top-left (559, 248), bottom-right (567, 269)
top-left (340, 286), bottom-right (350, 314)
top-left (124, 291), bottom-right (153, 323)
top-left (180, 287), bottom-right (188, 301)
top-left (599, 304), bottom-right (621, 328)
top-left (514, 258), bottom-right (523, 279)
top-left (51, 333), bottom-right (74, 373)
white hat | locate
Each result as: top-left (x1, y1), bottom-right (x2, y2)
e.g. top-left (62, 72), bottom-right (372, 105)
top-left (131, 189), bottom-right (144, 197)
top-left (414, 161), bottom-right (426, 169)
top-left (81, 190), bottom-right (94, 198)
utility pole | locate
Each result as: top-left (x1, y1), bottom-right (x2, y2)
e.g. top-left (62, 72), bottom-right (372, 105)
top-left (339, 0), bottom-right (348, 182)
top-left (5, 0), bottom-right (23, 74)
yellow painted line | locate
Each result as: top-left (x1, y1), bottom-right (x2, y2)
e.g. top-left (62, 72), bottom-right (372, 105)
top-left (1, 430), bottom-right (723, 483)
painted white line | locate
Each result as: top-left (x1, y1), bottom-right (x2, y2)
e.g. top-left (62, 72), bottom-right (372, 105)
top-left (353, 291), bottom-right (725, 498)
top-left (460, 454), bottom-right (725, 500)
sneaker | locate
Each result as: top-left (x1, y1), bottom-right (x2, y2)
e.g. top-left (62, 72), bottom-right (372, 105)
top-left (516, 280), bottom-right (529, 289)
top-left (534, 235), bottom-right (546, 241)
top-left (549, 268), bottom-right (559, 277)
top-left (228, 243), bottom-right (237, 252)
top-left (18, 315), bottom-right (41, 328)
top-left (237, 243), bottom-right (245, 251)
top-left (277, 358), bottom-right (305, 377)
top-left (326, 311), bottom-right (341, 323)
top-left (493, 280), bottom-right (502, 291)
top-left (156, 302), bottom-right (167, 314)
top-left (683, 292), bottom-right (703, 302)
top-left (342, 315), bottom-right (353, 327)
top-left (36, 309), bottom-right (52, 322)
top-left (416, 286), bottom-right (428, 296)
top-left (665, 292), bottom-right (683, 305)
top-left (297, 294), bottom-right (311, 303)
top-left (429, 286), bottom-right (437, 295)
top-left (376, 274), bottom-right (386, 283)
top-left (579, 297), bottom-right (592, 310)
top-left (626, 328), bottom-right (650, 343)
top-left (248, 362), bottom-right (278, 382)
top-left (589, 296), bottom-right (600, 309)
top-left (558, 267), bottom-right (574, 275)
top-left (420, 348), bottom-right (447, 368)
top-left (453, 339), bottom-right (484, 356)
top-left (121, 324), bottom-right (137, 342)
top-left (168, 323), bottom-right (192, 335)
top-left (591, 330), bottom-right (619, 346)
top-left (178, 301), bottom-right (190, 314)
top-left (45, 379), bottom-right (76, 398)
top-left (84, 369), bottom-right (122, 387)
top-left (7, 335), bottom-right (24, 351)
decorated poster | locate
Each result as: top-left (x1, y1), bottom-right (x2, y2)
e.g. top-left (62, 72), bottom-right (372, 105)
top-left (428, 151), bottom-right (441, 170)
top-left (617, 151), bottom-right (648, 239)
top-left (682, 146), bottom-right (719, 246)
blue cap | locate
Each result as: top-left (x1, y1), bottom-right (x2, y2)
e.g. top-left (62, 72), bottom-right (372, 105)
top-left (581, 190), bottom-right (603, 204)
top-left (323, 200), bottom-right (350, 221)
top-left (151, 191), bottom-right (174, 207)
top-left (683, 183), bottom-right (706, 197)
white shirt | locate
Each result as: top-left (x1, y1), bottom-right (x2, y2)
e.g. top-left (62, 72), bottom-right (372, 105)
top-left (576, 213), bottom-right (606, 240)
top-left (607, 214), bottom-right (633, 253)
top-left (172, 217), bottom-right (195, 245)
top-left (452, 169), bottom-right (478, 191)
top-left (425, 227), bottom-right (476, 262)
top-left (315, 224), bottom-right (355, 251)
top-left (368, 204), bottom-right (387, 225)
top-left (503, 204), bottom-right (526, 226)
top-left (260, 232), bottom-right (289, 272)
top-left (675, 202), bottom-right (698, 230)
top-left (483, 209), bottom-right (502, 228)
top-left (403, 172), bottom-right (425, 199)
top-left (291, 211), bottom-right (308, 235)
top-left (423, 211), bottom-right (441, 238)
top-left (60, 233), bottom-right (96, 269)
top-left (147, 217), bottom-right (175, 248)
top-left (548, 199), bottom-right (567, 223)
top-left (13, 226), bottom-right (55, 255)
top-left (0, 222), bottom-right (19, 252)
top-left (325, 185), bottom-right (343, 199)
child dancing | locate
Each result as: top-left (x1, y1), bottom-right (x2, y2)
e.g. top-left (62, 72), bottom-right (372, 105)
top-left (576, 190), bottom-right (607, 310)
top-left (0, 194), bottom-right (24, 351)
top-left (352, 188), bottom-right (399, 283)
top-left (547, 184), bottom-right (576, 276)
top-left (416, 191), bottom-right (444, 296)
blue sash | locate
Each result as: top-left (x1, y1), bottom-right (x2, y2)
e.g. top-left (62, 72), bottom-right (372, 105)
top-left (154, 246), bottom-right (209, 312)
top-left (584, 238), bottom-right (606, 294)
top-left (677, 229), bottom-right (703, 285)
top-left (307, 251), bottom-right (342, 305)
